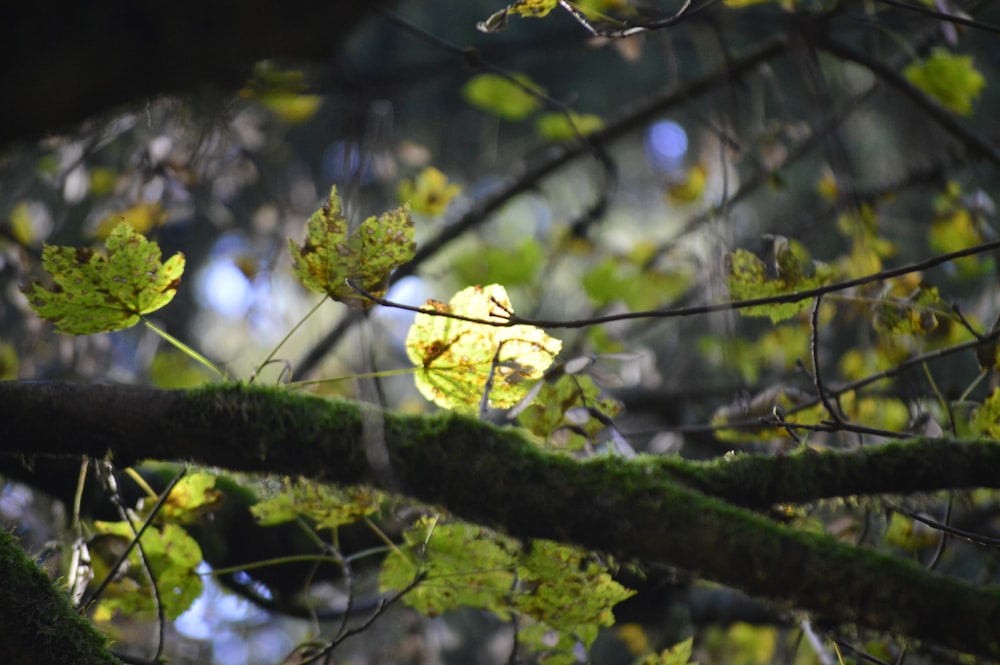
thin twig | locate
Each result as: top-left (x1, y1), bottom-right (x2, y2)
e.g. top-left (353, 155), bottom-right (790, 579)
top-left (810, 295), bottom-right (843, 424)
top-left (349, 238), bottom-right (1000, 330)
top-left (818, 37), bottom-right (1000, 167)
top-left (876, 0), bottom-right (1000, 35)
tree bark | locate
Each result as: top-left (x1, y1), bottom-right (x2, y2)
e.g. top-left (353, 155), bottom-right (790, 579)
top-left (3, 380), bottom-right (1000, 660)
top-left (2, 0), bottom-right (386, 146)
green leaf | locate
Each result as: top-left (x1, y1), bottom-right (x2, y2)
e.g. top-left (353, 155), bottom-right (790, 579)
top-left (452, 238), bottom-right (545, 287)
top-left (514, 540), bottom-right (633, 631)
top-left (397, 166), bottom-right (462, 216)
top-left (929, 183), bottom-right (990, 279)
top-left (463, 73), bottom-right (544, 121)
top-left (154, 473), bottom-right (223, 525)
top-left (23, 221), bottom-right (185, 334)
top-left (289, 186), bottom-right (415, 310)
top-left (91, 521), bottom-right (203, 621)
top-left (583, 256), bottom-right (691, 311)
top-left (379, 518), bottom-right (519, 617)
top-left (0, 341), bottom-right (18, 380)
top-left (250, 479), bottom-right (382, 530)
top-left (516, 373), bottom-right (622, 451)
top-left (724, 239), bottom-right (832, 322)
top-left (904, 48), bottom-right (985, 116)
top-left (641, 637), bottom-right (697, 665)
top-left (971, 387), bottom-right (1000, 438)
top-left (405, 284), bottom-right (562, 413)
top-left (871, 282), bottom-right (940, 336)
top-left (380, 519), bottom-right (632, 664)
top-left (535, 112), bottom-right (605, 141)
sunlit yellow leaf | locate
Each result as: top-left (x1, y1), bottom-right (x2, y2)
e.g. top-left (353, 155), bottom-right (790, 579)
top-left (405, 284), bottom-right (561, 413)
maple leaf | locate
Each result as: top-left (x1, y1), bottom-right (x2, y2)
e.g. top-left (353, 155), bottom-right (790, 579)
top-left (405, 284), bottom-right (561, 413)
top-left (289, 185), bottom-right (415, 310)
top-left (22, 221), bottom-right (185, 334)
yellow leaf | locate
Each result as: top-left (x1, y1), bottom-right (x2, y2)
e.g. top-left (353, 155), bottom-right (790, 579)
top-left (405, 284), bottom-right (562, 413)
top-left (398, 167), bottom-right (462, 216)
top-left (95, 202), bottom-right (167, 238)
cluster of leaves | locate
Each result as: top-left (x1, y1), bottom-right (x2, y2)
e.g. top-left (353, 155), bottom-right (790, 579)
top-left (85, 474), bottom-right (222, 624)
top-left (724, 236), bottom-right (833, 322)
top-left (378, 517), bottom-right (634, 665)
top-left (22, 185), bottom-right (645, 663)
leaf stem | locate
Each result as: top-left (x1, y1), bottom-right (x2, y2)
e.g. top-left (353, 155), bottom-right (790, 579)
top-left (252, 296), bottom-right (328, 382)
top-left (142, 318), bottom-right (228, 381)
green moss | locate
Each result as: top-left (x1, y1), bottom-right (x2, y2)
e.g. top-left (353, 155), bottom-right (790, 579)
top-left (0, 528), bottom-right (119, 665)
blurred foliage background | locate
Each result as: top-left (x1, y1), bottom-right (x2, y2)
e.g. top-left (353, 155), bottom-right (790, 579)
top-left (5, 0), bottom-right (1000, 663)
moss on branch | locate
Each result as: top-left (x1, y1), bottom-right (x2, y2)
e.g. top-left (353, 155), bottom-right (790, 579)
top-left (4, 380), bottom-right (1000, 659)
top-left (0, 529), bottom-right (120, 665)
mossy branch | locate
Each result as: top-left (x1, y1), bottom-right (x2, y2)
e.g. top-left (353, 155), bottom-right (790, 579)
top-left (0, 528), bottom-right (120, 665)
top-left (3, 381), bottom-right (1000, 659)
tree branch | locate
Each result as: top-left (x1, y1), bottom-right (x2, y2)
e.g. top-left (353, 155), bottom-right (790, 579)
top-left (3, 381), bottom-right (1000, 659)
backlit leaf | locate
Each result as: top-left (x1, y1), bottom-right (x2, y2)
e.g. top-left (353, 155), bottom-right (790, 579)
top-left (154, 474), bottom-right (223, 525)
top-left (23, 221), bottom-right (185, 334)
top-left (397, 166), bottom-right (462, 216)
top-left (91, 521), bottom-right (203, 620)
top-left (251, 479), bottom-right (382, 530)
top-left (463, 73), bottom-right (544, 121)
top-left (379, 518), bottom-right (518, 617)
top-left (535, 112), bottom-right (605, 141)
top-left (904, 48), bottom-right (985, 116)
top-left (405, 284), bottom-right (561, 413)
top-left (516, 373), bottom-right (622, 451)
top-left (724, 239), bottom-right (832, 322)
top-left (289, 186), bottom-right (415, 310)
top-left (380, 518), bottom-right (632, 664)
top-left (971, 387), bottom-right (1000, 438)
